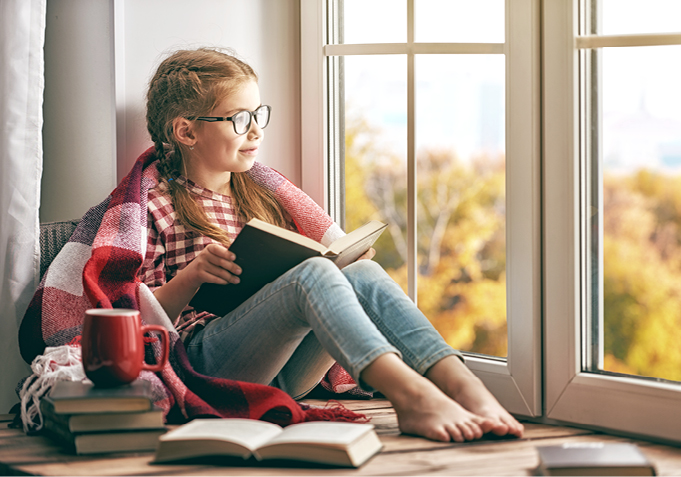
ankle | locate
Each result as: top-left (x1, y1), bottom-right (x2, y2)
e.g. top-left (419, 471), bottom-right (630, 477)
top-left (425, 356), bottom-right (483, 397)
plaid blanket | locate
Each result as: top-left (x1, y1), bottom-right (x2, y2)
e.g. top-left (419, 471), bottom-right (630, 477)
top-left (18, 147), bottom-right (365, 426)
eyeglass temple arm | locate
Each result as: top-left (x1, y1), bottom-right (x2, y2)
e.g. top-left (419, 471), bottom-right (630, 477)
top-left (195, 117), bottom-right (226, 122)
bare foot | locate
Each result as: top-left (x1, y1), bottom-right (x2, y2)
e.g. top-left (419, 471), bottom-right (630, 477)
top-left (360, 353), bottom-right (497, 442)
top-left (392, 379), bottom-right (496, 443)
top-left (449, 374), bottom-right (524, 438)
top-left (426, 356), bottom-right (524, 438)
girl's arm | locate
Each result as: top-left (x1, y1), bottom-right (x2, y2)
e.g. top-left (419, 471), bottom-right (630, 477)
top-left (153, 243), bottom-right (242, 321)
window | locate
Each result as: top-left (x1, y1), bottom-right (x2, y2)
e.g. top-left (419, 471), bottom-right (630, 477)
top-left (301, 0), bottom-right (541, 417)
top-left (544, 0), bottom-right (681, 442)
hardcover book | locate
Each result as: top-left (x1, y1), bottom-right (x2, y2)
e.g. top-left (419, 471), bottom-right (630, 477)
top-left (154, 419), bottom-right (382, 468)
top-left (534, 442), bottom-right (657, 476)
top-left (42, 416), bottom-right (166, 455)
top-left (45, 379), bottom-right (153, 414)
top-left (40, 398), bottom-right (164, 433)
top-left (190, 218), bottom-right (388, 316)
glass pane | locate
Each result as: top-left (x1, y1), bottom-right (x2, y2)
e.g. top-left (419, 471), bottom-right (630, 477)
top-left (416, 55), bottom-right (507, 358)
top-left (342, 0), bottom-right (406, 44)
top-left (596, 45), bottom-right (681, 381)
top-left (415, 0), bottom-right (504, 43)
top-left (343, 55), bottom-right (408, 291)
top-left (600, 0), bottom-right (681, 35)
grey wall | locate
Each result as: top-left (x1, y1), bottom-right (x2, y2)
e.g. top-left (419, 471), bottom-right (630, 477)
top-left (40, 0), bottom-right (301, 223)
top-left (41, 0), bottom-right (117, 222)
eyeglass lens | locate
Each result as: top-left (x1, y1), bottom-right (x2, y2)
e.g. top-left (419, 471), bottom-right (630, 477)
top-left (233, 106), bottom-right (270, 135)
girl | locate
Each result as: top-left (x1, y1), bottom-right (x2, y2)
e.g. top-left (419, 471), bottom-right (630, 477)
top-left (141, 47), bottom-right (523, 443)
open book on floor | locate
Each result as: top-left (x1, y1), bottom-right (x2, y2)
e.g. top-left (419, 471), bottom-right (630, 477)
top-left (190, 218), bottom-right (388, 316)
top-left (153, 419), bottom-right (382, 468)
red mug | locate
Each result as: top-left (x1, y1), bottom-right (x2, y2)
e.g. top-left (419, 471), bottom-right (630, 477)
top-left (81, 309), bottom-right (169, 387)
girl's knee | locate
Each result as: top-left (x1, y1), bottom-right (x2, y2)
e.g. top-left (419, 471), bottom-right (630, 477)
top-left (297, 256), bottom-right (340, 276)
top-left (290, 257), bottom-right (344, 290)
top-left (342, 258), bottom-right (384, 281)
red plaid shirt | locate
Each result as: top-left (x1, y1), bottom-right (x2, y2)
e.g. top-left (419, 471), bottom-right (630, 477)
top-left (139, 176), bottom-right (244, 342)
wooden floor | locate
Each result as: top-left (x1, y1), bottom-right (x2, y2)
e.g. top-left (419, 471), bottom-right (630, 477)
top-left (2, 399), bottom-right (681, 476)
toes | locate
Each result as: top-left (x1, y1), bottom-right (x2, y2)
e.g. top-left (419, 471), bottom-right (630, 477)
top-left (469, 422), bottom-right (484, 440)
top-left (489, 419), bottom-right (510, 436)
top-left (473, 415), bottom-right (497, 435)
top-left (430, 425), bottom-right (453, 442)
top-left (503, 417), bottom-right (524, 437)
top-left (444, 423), bottom-right (464, 443)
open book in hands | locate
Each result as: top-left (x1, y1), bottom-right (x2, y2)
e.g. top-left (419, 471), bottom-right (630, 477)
top-left (153, 419), bottom-right (383, 468)
top-left (190, 218), bottom-right (388, 316)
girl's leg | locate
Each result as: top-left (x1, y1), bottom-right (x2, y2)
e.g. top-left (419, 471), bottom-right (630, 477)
top-left (342, 259), bottom-right (523, 437)
top-left (424, 355), bottom-right (524, 437)
top-left (185, 257), bottom-right (399, 390)
top-left (186, 257), bottom-right (513, 441)
top-left (268, 331), bottom-right (335, 400)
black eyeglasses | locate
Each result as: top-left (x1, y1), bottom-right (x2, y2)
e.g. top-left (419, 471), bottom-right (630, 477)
top-left (195, 105), bottom-right (271, 135)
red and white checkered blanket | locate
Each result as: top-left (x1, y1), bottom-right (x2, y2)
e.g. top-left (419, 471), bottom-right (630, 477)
top-left (18, 147), bottom-right (366, 426)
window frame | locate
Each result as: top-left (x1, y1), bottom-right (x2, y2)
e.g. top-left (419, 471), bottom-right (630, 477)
top-left (543, 0), bottom-right (681, 443)
top-left (300, 0), bottom-right (542, 418)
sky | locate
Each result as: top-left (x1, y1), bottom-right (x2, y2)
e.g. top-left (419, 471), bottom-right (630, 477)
top-left (341, 0), bottom-right (681, 172)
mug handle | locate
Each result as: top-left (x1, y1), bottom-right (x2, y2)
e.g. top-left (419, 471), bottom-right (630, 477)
top-left (141, 325), bottom-right (170, 373)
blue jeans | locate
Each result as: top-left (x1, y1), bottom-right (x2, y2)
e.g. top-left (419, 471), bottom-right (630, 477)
top-left (186, 257), bottom-right (460, 399)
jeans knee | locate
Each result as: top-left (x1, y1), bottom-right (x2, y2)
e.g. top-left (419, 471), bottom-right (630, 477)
top-left (291, 257), bottom-right (343, 292)
top-left (342, 258), bottom-right (385, 283)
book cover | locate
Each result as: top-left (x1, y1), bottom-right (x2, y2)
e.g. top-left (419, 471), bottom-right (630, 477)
top-left (535, 442), bottom-right (657, 476)
top-left (190, 218), bottom-right (387, 316)
top-left (154, 419), bottom-right (382, 468)
top-left (46, 379), bottom-right (153, 414)
top-left (40, 398), bottom-right (164, 433)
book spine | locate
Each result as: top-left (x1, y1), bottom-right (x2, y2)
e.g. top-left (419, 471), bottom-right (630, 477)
top-left (42, 416), bottom-right (76, 451)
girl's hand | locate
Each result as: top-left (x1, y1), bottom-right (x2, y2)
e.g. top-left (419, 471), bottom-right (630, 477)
top-left (180, 243), bottom-right (242, 289)
top-left (152, 243), bottom-right (241, 321)
top-left (357, 247), bottom-right (376, 261)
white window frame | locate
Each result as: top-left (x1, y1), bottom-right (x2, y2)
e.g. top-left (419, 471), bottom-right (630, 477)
top-left (543, 0), bottom-right (681, 442)
top-left (301, 0), bottom-right (542, 418)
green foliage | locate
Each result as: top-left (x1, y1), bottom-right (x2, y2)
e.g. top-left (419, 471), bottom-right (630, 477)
top-left (602, 173), bottom-right (681, 382)
top-left (344, 112), bottom-right (507, 357)
top-left (344, 109), bottom-right (681, 381)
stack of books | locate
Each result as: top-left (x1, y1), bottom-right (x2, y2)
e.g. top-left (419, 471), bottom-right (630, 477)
top-left (40, 379), bottom-right (166, 455)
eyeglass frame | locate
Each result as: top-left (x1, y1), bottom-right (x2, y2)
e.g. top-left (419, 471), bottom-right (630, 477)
top-left (193, 105), bottom-right (272, 135)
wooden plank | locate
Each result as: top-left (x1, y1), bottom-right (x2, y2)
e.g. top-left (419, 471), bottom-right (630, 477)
top-left (635, 441), bottom-right (681, 476)
top-left (5, 399), bottom-right (681, 477)
top-left (302, 398), bottom-right (394, 412)
top-left (0, 414), bottom-right (16, 423)
top-left (6, 424), bottom-right (598, 477)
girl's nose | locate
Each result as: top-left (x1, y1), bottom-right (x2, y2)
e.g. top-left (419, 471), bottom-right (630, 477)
top-left (247, 117), bottom-right (263, 138)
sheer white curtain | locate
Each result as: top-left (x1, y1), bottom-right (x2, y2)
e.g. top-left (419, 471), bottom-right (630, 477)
top-left (0, 0), bottom-right (46, 412)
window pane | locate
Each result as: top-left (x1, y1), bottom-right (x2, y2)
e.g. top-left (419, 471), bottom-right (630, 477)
top-left (416, 55), bottom-right (507, 357)
top-left (342, 0), bottom-right (406, 44)
top-left (600, 0), bottom-right (681, 35)
top-left (414, 0), bottom-right (504, 43)
top-left (344, 55), bottom-right (408, 291)
top-left (595, 45), bottom-right (681, 381)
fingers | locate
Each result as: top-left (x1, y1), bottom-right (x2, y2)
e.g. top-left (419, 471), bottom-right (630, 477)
top-left (357, 247), bottom-right (377, 261)
top-left (195, 244), bottom-right (242, 284)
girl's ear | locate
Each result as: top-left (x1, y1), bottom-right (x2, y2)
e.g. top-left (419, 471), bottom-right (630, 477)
top-left (172, 117), bottom-right (196, 147)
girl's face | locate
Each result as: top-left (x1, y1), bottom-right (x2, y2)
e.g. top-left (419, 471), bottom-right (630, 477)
top-left (188, 80), bottom-right (264, 184)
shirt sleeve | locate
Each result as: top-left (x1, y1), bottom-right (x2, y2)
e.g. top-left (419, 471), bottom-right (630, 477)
top-left (139, 209), bottom-right (167, 292)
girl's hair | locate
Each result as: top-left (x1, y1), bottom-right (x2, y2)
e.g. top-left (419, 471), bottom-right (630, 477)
top-left (146, 47), bottom-right (288, 245)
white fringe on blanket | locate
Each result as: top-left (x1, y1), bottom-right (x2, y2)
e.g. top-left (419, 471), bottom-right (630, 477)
top-left (19, 345), bottom-right (85, 433)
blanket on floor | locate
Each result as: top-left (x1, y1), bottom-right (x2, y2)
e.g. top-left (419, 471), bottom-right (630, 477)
top-left (18, 147), bottom-right (365, 427)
